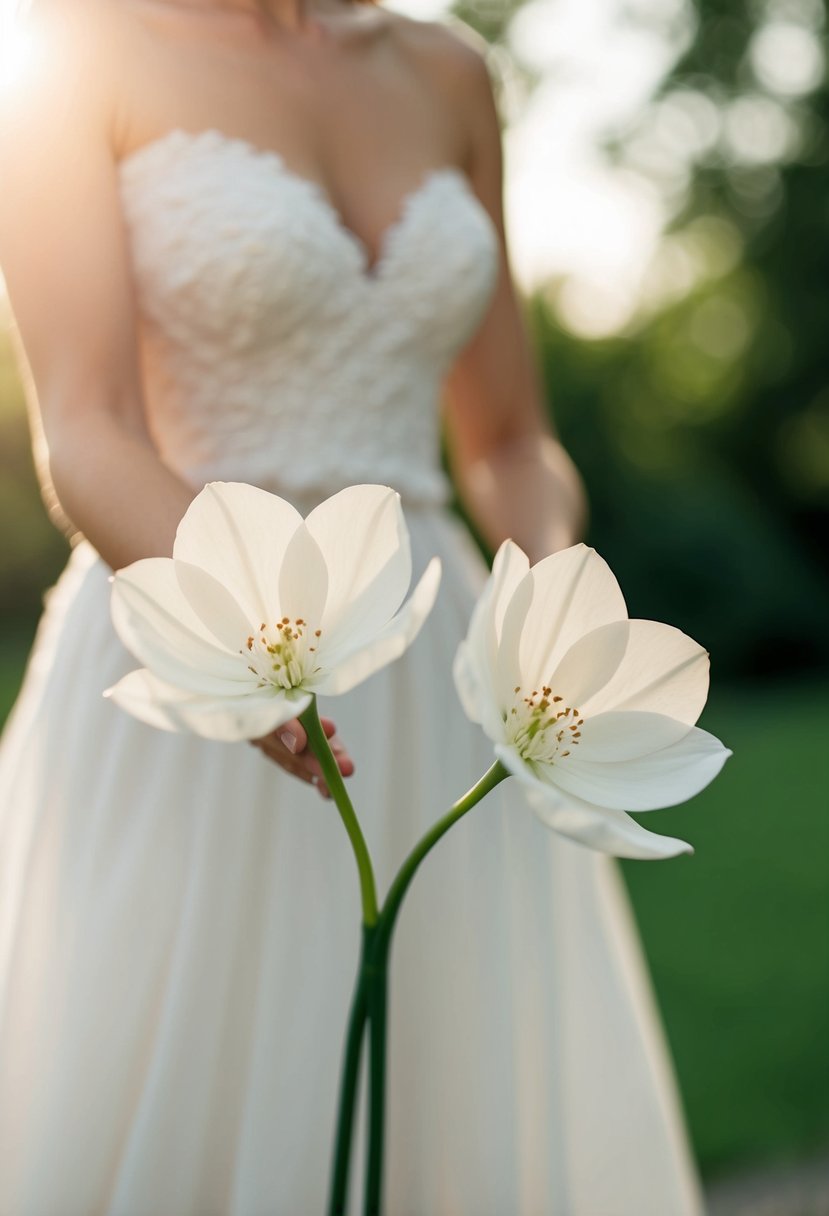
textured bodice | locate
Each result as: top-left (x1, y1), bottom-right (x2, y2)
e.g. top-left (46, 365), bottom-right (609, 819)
top-left (118, 129), bottom-right (499, 506)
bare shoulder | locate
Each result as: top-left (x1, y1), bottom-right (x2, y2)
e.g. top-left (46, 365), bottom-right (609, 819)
top-left (387, 9), bottom-right (483, 61)
top-left (383, 11), bottom-right (500, 164)
top-left (0, 0), bottom-right (133, 151)
top-left (387, 10), bottom-right (492, 90)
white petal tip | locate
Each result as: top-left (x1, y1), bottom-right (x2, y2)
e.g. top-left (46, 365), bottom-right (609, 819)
top-left (496, 538), bottom-right (528, 558)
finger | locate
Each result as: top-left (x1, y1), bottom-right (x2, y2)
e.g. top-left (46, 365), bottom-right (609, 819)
top-left (300, 754), bottom-right (325, 783)
top-left (299, 719), bottom-right (355, 775)
top-left (303, 744), bottom-right (354, 779)
top-left (250, 733), bottom-right (304, 770)
top-left (251, 725), bottom-right (353, 781)
top-left (275, 718), bottom-right (307, 756)
top-left (281, 716), bottom-right (337, 749)
top-left (291, 752), bottom-right (335, 786)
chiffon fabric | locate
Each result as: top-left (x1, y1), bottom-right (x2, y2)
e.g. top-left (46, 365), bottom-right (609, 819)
top-left (0, 128), bottom-right (703, 1215)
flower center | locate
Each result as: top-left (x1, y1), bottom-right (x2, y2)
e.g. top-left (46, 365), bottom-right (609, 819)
top-left (240, 617), bottom-right (323, 691)
top-left (507, 685), bottom-right (584, 765)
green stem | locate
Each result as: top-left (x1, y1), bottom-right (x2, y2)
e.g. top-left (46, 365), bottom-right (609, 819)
top-left (364, 955), bottom-right (389, 1216)
top-left (358, 761), bottom-right (509, 1214)
top-left (376, 761), bottom-right (508, 954)
top-left (323, 757), bottom-right (509, 1215)
top-left (300, 697), bottom-right (379, 926)
top-left (328, 927), bottom-right (374, 1216)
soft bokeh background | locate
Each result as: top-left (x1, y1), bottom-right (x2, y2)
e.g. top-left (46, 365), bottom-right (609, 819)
top-left (1, 0), bottom-right (828, 1203)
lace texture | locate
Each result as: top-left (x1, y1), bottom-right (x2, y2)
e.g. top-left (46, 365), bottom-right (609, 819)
top-left (118, 129), bottom-right (500, 506)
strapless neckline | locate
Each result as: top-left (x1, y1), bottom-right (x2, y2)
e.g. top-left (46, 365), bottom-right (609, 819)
top-left (118, 127), bottom-right (481, 283)
top-left (115, 121), bottom-right (499, 504)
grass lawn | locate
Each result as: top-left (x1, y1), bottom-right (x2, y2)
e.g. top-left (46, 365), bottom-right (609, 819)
top-left (1, 627), bottom-right (826, 1180)
top-left (623, 678), bottom-right (829, 1179)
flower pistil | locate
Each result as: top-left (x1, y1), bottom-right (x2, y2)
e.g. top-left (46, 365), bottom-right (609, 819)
top-left (508, 684), bottom-right (584, 765)
top-left (242, 617), bottom-right (323, 691)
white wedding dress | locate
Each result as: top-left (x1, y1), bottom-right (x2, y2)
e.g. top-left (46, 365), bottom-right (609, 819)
top-left (0, 129), bottom-right (704, 1215)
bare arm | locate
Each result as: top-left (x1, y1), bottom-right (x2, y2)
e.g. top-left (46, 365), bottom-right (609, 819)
top-left (0, 1), bottom-right (194, 570)
top-left (442, 43), bottom-right (588, 564)
top-left (0, 1), bottom-right (349, 789)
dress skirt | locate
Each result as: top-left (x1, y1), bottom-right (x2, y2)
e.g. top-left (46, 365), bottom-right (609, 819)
top-left (0, 504), bottom-right (704, 1215)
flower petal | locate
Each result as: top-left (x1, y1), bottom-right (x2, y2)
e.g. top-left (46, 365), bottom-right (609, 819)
top-left (504, 545), bottom-right (628, 692)
top-left (450, 541), bottom-right (533, 740)
top-left (173, 561), bottom-right (254, 651)
top-left (548, 726), bottom-right (732, 811)
top-left (173, 482), bottom-right (302, 623)
top-left (305, 485), bottom-right (412, 651)
top-left (493, 745), bottom-right (692, 858)
top-left (478, 543), bottom-right (532, 709)
top-left (111, 560), bottom-right (251, 695)
top-left (452, 638), bottom-right (485, 725)
top-left (277, 522), bottom-right (329, 627)
top-left (493, 740), bottom-right (544, 787)
top-left (452, 640), bottom-right (509, 744)
top-left (580, 619), bottom-right (710, 725)
top-left (314, 558), bottom-right (441, 696)
top-left (488, 540), bottom-right (532, 644)
top-left (106, 668), bottom-right (310, 741)
top-left (575, 711), bottom-right (693, 762)
top-left (463, 541), bottom-right (530, 693)
top-left (545, 620), bottom-right (631, 709)
top-left (528, 788), bottom-right (693, 859)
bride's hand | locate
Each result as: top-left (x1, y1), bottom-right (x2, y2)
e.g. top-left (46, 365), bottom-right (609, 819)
top-left (251, 717), bottom-right (354, 799)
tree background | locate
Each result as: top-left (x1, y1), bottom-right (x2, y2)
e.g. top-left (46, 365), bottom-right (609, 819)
top-left (456, 0), bottom-right (829, 680)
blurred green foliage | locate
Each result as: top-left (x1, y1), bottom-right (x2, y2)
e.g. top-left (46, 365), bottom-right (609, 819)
top-left (530, 293), bottom-right (829, 678)
top-left (531, 0), bottom-right (828, 679)
top-left (0, 325), bottom-right (68, 624)
top-left (624, 676), bottom-right (829, 1175)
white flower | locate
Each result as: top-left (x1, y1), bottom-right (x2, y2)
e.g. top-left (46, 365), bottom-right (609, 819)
top-left (453, 541), bottom-right (731, 859)
top-left (107, 482), bottom-right (441, 741)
